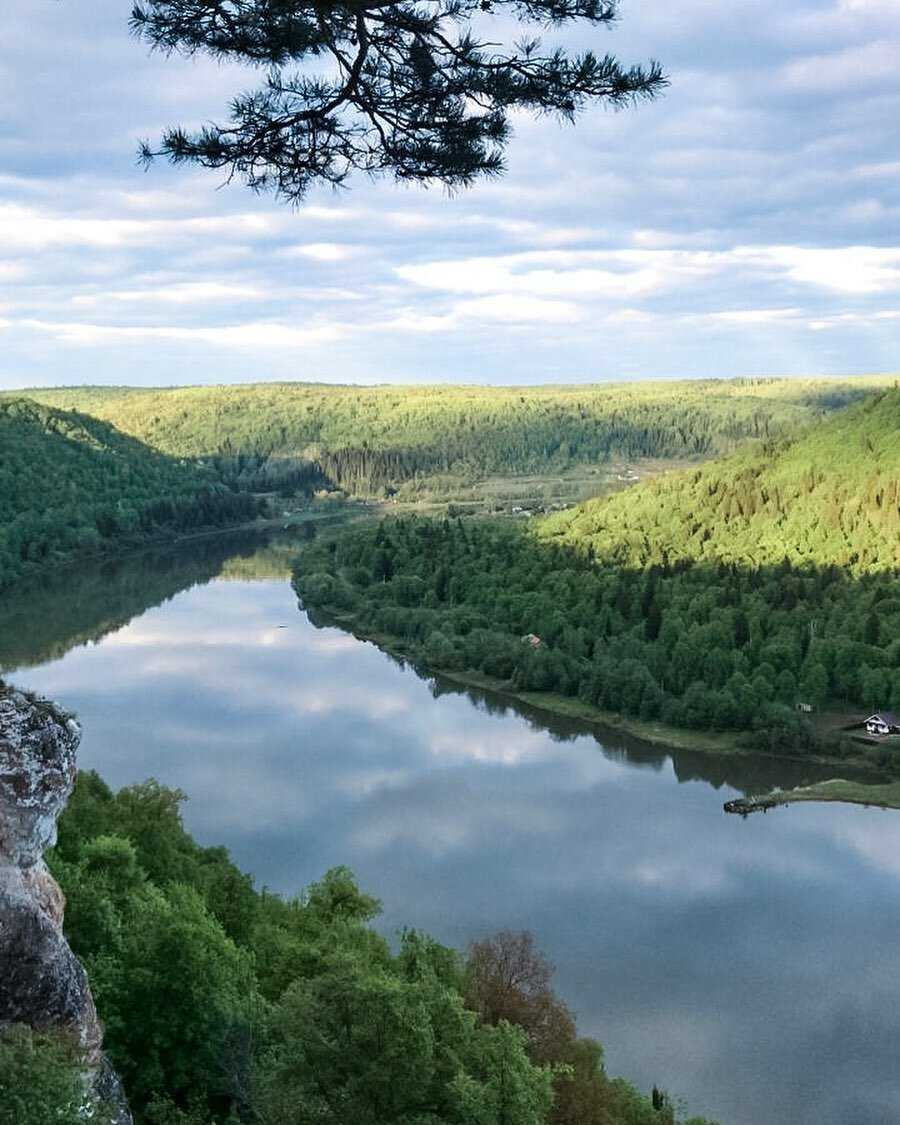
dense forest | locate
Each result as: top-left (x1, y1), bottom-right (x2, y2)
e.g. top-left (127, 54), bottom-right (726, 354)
top-left (294, 393), bottom-right (900, 761)
top-left (12, 377), bottom-right (891, 498)
top-left (541, 388), bottom-right (900, 574)
top-left (3, 377), bottom-right (890, 592)
top-left (0, 400), bottom-right (263, 591)
top-left (1, 769), bottom-right (717, 1125)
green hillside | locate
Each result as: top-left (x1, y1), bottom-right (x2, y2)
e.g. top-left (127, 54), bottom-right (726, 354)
top-left (540, 387), bottom-right (900, 573)
top-left (0, 399), bottom-right (259, 589)
top-left (11, 377), bottom-right (893, 498)
top-left (294, 392), bottom-right (900, 761)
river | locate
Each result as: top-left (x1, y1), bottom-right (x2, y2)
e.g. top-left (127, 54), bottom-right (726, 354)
top-left (2, 530), bottom-right (899, 1125)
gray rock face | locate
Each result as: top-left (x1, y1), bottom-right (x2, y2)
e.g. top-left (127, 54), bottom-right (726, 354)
top-left (0, 683), bottom-right (132, 1124)
top-left (0, 689), bottom-right (79, 867)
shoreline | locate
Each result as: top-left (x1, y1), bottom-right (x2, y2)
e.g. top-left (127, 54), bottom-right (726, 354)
top-left (302, 602), bottom-right (894, 789)
top-left (727, 779), bottom-right (900, 814)
top-left (0, 506), bottom-right (361, 595)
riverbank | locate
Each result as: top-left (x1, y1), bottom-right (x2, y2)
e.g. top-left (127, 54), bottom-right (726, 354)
top-left (0, 504), bottom-right (362, 596)
top-left (301, 602), bottom-right (891, 786)
top-left (725, 778), bottom-right (900, 814)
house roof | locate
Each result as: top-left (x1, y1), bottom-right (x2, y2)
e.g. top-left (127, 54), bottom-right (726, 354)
top-left (866, 711), bottom-right (900, 727)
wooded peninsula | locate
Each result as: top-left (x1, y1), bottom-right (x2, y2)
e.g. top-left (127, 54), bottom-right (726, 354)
top-left (3, 378), bottom-right (898, 779)
top-left (3, 375), bottom-right (900, 1125)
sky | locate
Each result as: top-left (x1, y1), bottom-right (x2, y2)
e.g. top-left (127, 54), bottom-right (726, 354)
top-left (1, 0), bottom-right (900, 387)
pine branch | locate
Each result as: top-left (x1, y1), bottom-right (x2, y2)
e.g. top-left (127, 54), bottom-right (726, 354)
top-left (132, 0), bottom-right (667, 200)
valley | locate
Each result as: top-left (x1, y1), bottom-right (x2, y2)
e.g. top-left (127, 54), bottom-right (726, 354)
top-left (3, 529), bottom-right (897, 1125)
top-left (2, 375), bottom-right (899, 1125)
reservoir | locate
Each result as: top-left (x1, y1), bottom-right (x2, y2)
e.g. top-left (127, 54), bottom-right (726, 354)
top-left (3, 530), bottom-right (899, 1125)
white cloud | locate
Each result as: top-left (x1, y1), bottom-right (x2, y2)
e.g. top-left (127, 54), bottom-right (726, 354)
top-left (453, 294), bottom-right (583, 324)
top-left (0, 203), bottom-right (278, 251)
top-left (280, 242), bottom-right (362, 262)
top-left (13, 318), bottom-right (344, 349)
top-left (735, 245), bottom-right (900, 294)
top-left (807, 309), bottom-right (900, 330)
top-left (697, 307), bottom-right (805, 325)
top-left (4, 0), bottom-right (900, 384)
top-left (378, 294), bottom-right (582, 333)
top-left (781, 40), bottom-right (900, 93)
top-left (853, 161), bottom-right (900, 179)
top-left (399, 244), bottom-right (900, 306)
top-left (379, 310), bottom-right (458, 334)
top-left (73, 281), bottom-right (268, 306)
top-left (397, 249), bottom-right (724, 300)
top-left (838, 0), bottom-right (900, 16)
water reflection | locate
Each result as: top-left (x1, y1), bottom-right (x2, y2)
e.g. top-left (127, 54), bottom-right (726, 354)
top-left (4, 535), bottom-right (900, 1125)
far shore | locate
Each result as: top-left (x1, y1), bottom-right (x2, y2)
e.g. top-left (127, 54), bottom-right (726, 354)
top-left (734, 779), bottom-right (900, 813)
top-left (301, 602), bottom-right (899, 806)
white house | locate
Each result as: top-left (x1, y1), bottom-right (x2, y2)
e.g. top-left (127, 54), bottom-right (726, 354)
top-left (865, 711), bottom-right (900, 737)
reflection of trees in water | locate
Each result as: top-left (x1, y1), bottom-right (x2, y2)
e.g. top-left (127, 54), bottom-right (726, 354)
top-left (423, 672), bottom-right (862, 798)
top-left (19, 551), bottom-right (871, 802)
top-left (0, 529), bottom-right (296, 673)
top-left (304, 609), bottom-right (857, 796)
top-left (305, 605), bottom-right (803, 796)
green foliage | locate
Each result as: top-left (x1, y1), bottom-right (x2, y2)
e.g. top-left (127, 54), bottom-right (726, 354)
top-left (12, 377), bottom-right (889, 501)
top-left (541, 388), bottom-right (900, 575)
top-left (255, 947), bottom-right (552, 1125)
top-left (0, 1025), bottom-right (103, 1125)
top-left (144, 1096), bottom-right (220, 1125)
top-left (294, 495), bottom-right (900, 753)
top-left (3, 378), bottom-right (890, 593)
top-left (51, 773), bottom-right (711, 1125)
top-left (0, 398), bottom-right (262, 590)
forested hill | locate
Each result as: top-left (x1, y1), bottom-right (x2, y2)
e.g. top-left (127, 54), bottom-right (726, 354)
top-left (12, 377), bottom-right (892, 496)
top-left (0, 399), bottom-right (259, 589)
top-left (540, 387), bottom-right (900, 574)
top-left (294, 391), bottom-right (900, 756)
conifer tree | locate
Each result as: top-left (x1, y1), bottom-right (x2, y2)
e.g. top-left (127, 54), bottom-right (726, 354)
top-left (131, 0), bottom-right (665, 199)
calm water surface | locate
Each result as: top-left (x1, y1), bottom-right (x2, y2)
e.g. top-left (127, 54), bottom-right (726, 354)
top-left (3, 532), bottom-right (900, 1125)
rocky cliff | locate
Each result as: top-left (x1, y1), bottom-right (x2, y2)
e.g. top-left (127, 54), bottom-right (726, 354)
top-left (0, 682), bottom-right (132, 1123)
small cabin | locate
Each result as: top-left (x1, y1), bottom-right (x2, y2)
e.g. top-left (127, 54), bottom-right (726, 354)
top-left (796, 702), bottom-right (813, 714)
top-left (865, 711), bottom-right (900, 737)
top-left (521, 633), bottom-right (543, 649)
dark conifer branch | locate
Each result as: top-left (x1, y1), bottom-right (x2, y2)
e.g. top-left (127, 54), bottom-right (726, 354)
top-left (131, 0), bottom-right (666, 200)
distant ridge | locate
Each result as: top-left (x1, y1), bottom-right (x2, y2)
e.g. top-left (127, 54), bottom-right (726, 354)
top-left (6, 377), bottom-right (894, 497)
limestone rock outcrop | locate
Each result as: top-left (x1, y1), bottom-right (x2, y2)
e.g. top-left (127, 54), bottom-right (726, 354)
top-left (0, 683), bottom-right (132, 1124)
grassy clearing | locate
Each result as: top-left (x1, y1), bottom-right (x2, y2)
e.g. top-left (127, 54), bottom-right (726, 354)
top-left (463, 680), bottom-right (746, 755)
top-left (775, 778), bottom-right (900, 810)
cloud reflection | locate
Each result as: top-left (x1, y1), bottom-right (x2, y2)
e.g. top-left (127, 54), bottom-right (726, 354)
top-left (9, 551), bottom-right (900, 1125)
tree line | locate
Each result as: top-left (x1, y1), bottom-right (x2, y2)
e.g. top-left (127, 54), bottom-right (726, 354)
top-left (294, 515), bottom-right (900, 766)
top-left (541, 389), bottom-right (900, 575)
top-left (14, 377), bottom-right (888, 499)
top-left (0, 400), bottom-right (265, 591)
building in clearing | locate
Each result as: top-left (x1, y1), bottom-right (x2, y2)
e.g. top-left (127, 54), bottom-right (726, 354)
top-left (865, 711), bottom-right (900, 737)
